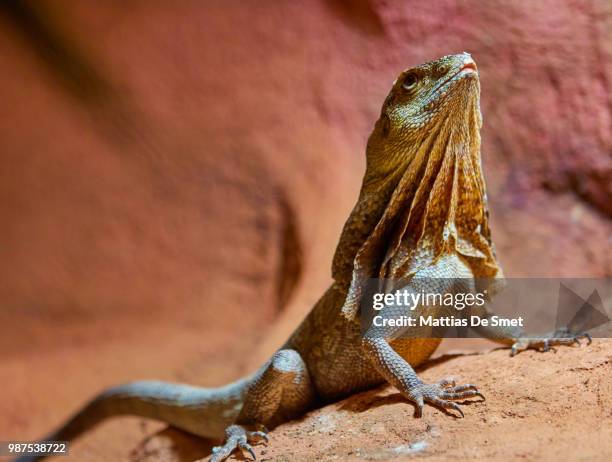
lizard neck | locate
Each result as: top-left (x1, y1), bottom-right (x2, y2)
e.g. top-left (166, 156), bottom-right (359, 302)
top-left (331, 166), bottom-right (406, 289)
top-left (380, 118), bottom-right (498, 279)
top-left (333, 95), bottom-right (501, 320)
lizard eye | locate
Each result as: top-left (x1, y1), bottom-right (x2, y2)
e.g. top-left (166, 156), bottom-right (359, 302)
top-left (402, 72), bottom-right (418, 91)
top-left (436, 63), bottom-right (450, 75)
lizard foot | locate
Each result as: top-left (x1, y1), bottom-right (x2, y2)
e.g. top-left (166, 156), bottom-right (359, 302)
top-left (407, 378), bottom-right (484, 418)
top-left (210, 424), bottom-right (268, 462)
top-left (510, 328), bottom-right (592, 357)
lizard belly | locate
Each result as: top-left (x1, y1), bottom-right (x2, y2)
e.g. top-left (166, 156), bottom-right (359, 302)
top-left (390, 337), bottom-right (442, 367)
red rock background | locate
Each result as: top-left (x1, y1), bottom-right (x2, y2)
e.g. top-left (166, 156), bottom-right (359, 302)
top-left (0, 1), bottom-right (610, 460)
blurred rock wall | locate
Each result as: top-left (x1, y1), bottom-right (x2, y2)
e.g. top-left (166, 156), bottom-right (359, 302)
top-left (0, 0), bottom-right (610, 354)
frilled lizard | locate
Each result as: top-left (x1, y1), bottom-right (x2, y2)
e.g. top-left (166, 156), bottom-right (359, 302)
top-left (16, 53), bottom-right (589, 462)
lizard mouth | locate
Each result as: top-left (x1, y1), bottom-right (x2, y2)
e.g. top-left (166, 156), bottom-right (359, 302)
top-left (460, 62), bottom-right (478, 74)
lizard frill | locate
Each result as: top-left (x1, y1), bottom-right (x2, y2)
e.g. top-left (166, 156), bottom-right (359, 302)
top-left (340, 73), bottom-right (501, 320)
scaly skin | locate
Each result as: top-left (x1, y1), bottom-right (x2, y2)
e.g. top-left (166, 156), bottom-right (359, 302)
top-left (15, 54), bottom-right (589, 462)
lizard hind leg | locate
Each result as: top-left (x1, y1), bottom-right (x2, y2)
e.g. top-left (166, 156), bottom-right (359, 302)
top-left (211, 349), bottom-right (314, 462)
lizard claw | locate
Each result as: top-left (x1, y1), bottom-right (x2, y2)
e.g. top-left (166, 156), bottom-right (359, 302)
top-left (406, 378), bottom-right (484, 418)
top-left (210, 424), bottom-right (269, 462)
top-left (429, 398), bottom-right (464, 418)
top-left (239, 441), bottom-right (256, 460)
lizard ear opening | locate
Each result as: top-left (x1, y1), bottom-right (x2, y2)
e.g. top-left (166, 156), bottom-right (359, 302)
top-left (380, 114), bottom-right (391, 138)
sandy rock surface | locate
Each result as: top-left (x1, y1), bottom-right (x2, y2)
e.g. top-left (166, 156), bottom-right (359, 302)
top-left (256, 342), bottom-right (612, 462)
top-left (19, 341), bottom-right (610, 462)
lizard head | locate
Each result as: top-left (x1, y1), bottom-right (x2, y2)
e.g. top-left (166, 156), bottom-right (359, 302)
top-left (333, 53), bottom-right (502, 320)
top-left (365, 52), bottom-right (481, 182)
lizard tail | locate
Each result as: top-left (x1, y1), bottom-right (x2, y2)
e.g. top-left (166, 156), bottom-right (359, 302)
top-left (12, 379), bottom-right (249, 462)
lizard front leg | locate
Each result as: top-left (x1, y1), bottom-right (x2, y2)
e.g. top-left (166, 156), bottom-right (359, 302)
top-left (472, 318), bottom-right (592, 356)
top-left (211, 349), bottom-right (315, 462)
top-left (361, 279), bottom-right (484, 418)
top-left (361, 336), bottom-right (483, 418)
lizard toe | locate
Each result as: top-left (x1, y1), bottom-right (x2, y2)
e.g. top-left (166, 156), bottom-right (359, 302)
top-left (447, 383), bottom-right (478, 393)
top-left (408, 380), bottom-right (484, 418)
top-left (427, 397), bottom-right (465, 418)
top-left (238, 441), bottom-right (256, 460)
top-left (437, 378), bottom-right (456, 388)
top-left (439, 389), bottom-right (485, 401)
top-left (248, 430), bottom-right (269, 443)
